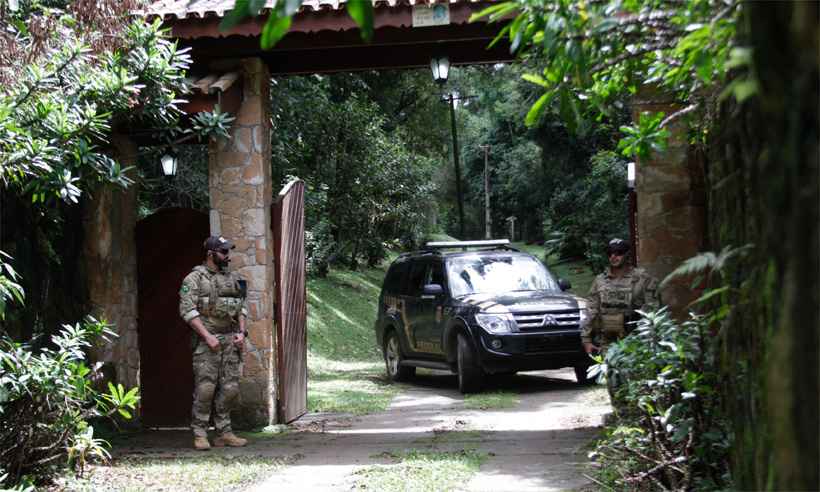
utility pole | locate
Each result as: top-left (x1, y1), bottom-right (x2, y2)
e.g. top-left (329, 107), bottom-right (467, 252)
top-left (479, 144), bottom-right (491, 239)
top-left (448, 93), bottom-right (465, 239)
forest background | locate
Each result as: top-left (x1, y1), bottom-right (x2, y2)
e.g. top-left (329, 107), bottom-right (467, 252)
top-left (0, 0), bottom-right (816, 490)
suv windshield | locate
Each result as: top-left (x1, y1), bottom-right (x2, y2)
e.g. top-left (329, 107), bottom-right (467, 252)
top-left (446, 255), bottom-right (559, 297)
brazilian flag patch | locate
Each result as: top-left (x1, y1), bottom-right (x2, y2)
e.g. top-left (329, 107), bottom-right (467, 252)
top-left (180, 284), bottom-right (190, 295)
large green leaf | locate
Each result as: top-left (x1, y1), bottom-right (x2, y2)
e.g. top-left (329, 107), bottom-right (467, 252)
top-left (347, 0), bottom-right (374, 42)
top-left (261, 14), bottom-right (292, 49)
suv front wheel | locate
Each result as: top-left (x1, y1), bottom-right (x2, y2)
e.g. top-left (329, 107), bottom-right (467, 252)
top-left (384, 330), bottom-right (415, 382)
top-left (456, 333), bottom-right (484, 393)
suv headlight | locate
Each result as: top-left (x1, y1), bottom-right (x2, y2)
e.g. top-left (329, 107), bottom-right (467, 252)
top-left (578, 307), bottom-right (590, 327)
top-left (475, 313), bottom-right (515, 334)
top-left (576, 298), bottom-right (590, 328)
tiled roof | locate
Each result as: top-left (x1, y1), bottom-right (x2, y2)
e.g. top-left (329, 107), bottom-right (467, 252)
top-left (142, 0), bottom-right (469, 21)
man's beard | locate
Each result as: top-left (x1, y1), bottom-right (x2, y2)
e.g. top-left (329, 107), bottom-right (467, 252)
top-left (215, 255), bottom-right (230, 268)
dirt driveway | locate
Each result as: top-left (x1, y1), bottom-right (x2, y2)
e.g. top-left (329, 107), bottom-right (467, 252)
top-left (115, 369), bottom-right (610, 491)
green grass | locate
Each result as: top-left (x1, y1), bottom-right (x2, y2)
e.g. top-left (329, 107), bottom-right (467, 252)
top-left (59, 454), bottom-right (299, 491)
top-left (307, 361), bottom-right (401, 414)
top-left (463, 390), bottom-right (520, 410)
top-left (352, 449), bottom-right (488, 491)
top-left (306, 262), bottom-right (399, 414)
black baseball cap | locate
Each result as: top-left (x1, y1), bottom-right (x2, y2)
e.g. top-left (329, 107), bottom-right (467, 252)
top-left (204, 236), bottom-right (235, 252)
top-left (606, 238), bottom-right (630, 255)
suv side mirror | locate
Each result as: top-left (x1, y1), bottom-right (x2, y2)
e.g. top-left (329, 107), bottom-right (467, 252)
top-left (558, 278), bottom-right (572, 291)
top-left (422, 284), bottom-right (444, 297)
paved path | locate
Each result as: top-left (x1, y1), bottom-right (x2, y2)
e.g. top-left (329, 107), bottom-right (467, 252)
top-left (252, 369), bottom-right (609, 491)
top-left (115, 369), bottom-right (610, 491)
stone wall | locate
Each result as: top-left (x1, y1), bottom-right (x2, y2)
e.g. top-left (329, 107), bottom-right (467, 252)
top-left (82, 135), bottom-right (141, 390)
top-left (631, 93), bottom-right (706, 317)
top-left (207, 58), bottom-right (276, 428)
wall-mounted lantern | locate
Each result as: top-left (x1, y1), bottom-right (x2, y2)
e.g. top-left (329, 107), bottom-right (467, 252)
top-left (160, 151), bottom-right (178, 177)
top-left (430, 56), bottom-right (450, 85)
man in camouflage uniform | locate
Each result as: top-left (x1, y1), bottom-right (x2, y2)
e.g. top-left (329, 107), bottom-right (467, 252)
top-left (582, 238), bottom-right (659, 354)
top-left (179, 236), bottom-right (249, 450)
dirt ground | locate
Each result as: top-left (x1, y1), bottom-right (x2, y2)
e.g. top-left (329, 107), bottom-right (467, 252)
top-left (113, 369), bottom-right (610, 491)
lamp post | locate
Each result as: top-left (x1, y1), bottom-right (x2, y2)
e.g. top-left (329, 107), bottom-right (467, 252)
top-left (431, 56), bottom-right (466, 239)
top-left (479, 144), bottom-right (491, 239)
top-left (627, 161), bottom-right (637, 266)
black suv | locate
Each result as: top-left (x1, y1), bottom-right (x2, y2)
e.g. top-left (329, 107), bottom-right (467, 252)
top-left (374, 240), bottom-right (592, 393)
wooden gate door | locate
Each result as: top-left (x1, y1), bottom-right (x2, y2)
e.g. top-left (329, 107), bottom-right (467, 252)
top-left (136, 208), bottom-right (209, 426)
top-left (272, 179), bottom-right (308, 423)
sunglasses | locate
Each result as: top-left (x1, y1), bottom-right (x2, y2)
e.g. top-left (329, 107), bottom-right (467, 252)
top-left (214, 248), bottom-right (230, 255)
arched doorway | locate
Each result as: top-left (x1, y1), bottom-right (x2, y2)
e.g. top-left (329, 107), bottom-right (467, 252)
top-left (136, 207), bottom-right (209, 426)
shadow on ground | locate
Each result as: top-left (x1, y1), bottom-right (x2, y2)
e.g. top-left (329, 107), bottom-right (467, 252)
top-left (102, 370), bottom-right (609, 491)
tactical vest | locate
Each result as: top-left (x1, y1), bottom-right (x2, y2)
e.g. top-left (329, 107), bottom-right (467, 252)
top-left (192, 266), bottom-right (246, 333)
top-left (598, 275), bottom-right (637, 339)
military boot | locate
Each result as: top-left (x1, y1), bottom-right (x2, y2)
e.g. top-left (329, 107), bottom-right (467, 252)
top-left (213, 433), bottom-right (247, 447)
top-left (193, 436), bottom-right (211, 450)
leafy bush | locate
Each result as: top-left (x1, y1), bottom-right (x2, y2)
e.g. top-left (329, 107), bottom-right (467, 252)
top-left (590, 308), bottom-right (732, 490)
top-left (305, 219), bottom-right (335, 277)
top-left (544, 151), bottom-right (629, 269)
top-left (0, 317), bottom-right (139, 487)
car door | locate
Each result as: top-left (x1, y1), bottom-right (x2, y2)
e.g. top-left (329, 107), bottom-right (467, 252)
top-left (412, 260), bottom-right (447, 355)
top-left (400, 259), bottom-right (429, 355)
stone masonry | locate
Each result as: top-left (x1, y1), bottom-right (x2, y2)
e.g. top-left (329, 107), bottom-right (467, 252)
top-left (631, 91), bottom-right (706, 318)
top-left (208, 58), bottom-right (276, 428)
top-left (83, 135), bottom-right (141, 390)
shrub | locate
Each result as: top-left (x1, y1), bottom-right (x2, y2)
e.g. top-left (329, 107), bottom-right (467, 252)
top-left (544, 151), bottom-right (629, 269)
top-left (589, 308), bottom-right (732, 490)
top-left (0, 317), bottom-right (139, 487)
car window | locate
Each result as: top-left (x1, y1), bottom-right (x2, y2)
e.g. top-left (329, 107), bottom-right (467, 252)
top-left (446, 255), bottom-right (559, 297)
top-left (426, 261), bottom-right (446, 288)
top-left (403, 260), bottom-right (428, 297)
top-left (384, 261), bottom-right (409, 294)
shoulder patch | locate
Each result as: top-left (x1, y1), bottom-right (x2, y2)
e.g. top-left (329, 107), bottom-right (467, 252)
top-left (180, 284), bottom-right (190, 295)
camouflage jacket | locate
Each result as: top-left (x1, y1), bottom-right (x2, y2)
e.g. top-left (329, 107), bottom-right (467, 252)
top-left (581, 266), bottom-right (659, 344)
top-left (179, 264), bottom-right (248, 334)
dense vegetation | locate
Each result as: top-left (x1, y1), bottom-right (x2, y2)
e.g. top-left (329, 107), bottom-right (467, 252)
top-left (0, 1), bottom-right (226, 487)
top-left (479, 0), bottom-right (818, 489)
top-left (1, 0), bottom-right (815, 489)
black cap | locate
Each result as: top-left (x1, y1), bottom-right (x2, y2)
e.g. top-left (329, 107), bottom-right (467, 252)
top-left (204, 236), bottom-right (235, 252)
top-left (606, 238), bottom-right (630, 255)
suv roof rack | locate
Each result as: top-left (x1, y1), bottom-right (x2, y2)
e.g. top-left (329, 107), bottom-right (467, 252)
top-left (423, 239), bottom-right (515, 251)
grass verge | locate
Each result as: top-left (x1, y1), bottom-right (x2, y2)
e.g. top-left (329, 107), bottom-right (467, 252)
top-left (306, 262), bottom-right (398, 414)
top-left (58, 454), bottom-right (300, 491)
top-left (463, 390), bottom-right (520, 410)
top-left (353, 449), bottom-right (487, 491)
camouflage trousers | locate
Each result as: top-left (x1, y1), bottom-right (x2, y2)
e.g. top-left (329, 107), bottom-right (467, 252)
top-left (191, 334), bottom-right (242, 437)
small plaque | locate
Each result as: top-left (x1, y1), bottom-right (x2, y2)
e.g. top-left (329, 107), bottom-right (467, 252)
top-left (412, 4), bottom-right (450, 27)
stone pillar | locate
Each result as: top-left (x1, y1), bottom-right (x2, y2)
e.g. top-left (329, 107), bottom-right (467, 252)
top-left (208, 58), bottom-right (275, 428)
top-left (631, 92), bottom-right (706, 317)
top-left (83, 135), bottom-right (141, 390)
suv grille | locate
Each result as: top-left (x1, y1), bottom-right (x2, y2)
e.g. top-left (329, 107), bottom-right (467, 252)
top-left (514, 309), bottom-right (581, 332)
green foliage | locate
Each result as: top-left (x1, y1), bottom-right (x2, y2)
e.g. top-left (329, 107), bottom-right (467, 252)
top-left (453, 64), bottom-right (624, 244)
top-left (474, 0), bottom-right (742, 158)
top-left (618, 112), bottom-right (670, 159)
top-left (353, 449), bottom-right (487, 491)
top-left (590, 308), bottom-right (732, 490)
top-left (270, 74), bottom-right (440, 272)
top-left (0, 317), bottom-right (139, 487)
top-left (223, 0), bottom-right (374, 48)
top-left (0, 16), bottom-right (192, 204)
top-left (543, 151), bottom-right (629, 269)
top-left (0, 253), bottom-right (25, 320)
